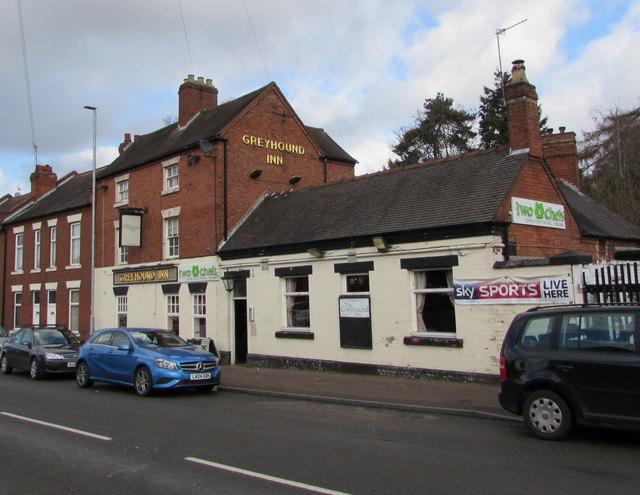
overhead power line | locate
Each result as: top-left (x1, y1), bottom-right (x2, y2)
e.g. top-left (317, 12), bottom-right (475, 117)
top-left (17, 0), bottom-right (38, 165)
top-left (244, 0), bottom-right (269, 81)
top-left (178, 0), bottom-right (195, 73)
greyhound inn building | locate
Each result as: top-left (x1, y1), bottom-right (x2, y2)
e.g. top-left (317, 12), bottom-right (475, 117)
top-left (3, 61), bottom-right (640, 378)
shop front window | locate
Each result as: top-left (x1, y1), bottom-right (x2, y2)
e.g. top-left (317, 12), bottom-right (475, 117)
top-left (117, 295), bottom-right (128, 327)
top-left (167, 295), bottom-right (179, 333)
top-left (193, 294), bottom-right (206, 337)
top-left (413, 269), bottom-right (456, 334)
top-left (285, 276), bottom-right (310, 328)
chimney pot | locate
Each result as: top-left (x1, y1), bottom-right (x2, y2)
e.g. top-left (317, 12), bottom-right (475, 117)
top-left (559, 126), bottom-right (566, 133)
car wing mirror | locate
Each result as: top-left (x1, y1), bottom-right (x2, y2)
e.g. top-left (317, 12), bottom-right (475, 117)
top-left (117, 344), bottom-right (132, 352)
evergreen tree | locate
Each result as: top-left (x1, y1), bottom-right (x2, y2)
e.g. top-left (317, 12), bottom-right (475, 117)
top-left (478, 70), bottom-right (549, 149)
top-left (388, 92), bottom-right (476, 168)
top-left (478, 71), bottom-right (510, 148)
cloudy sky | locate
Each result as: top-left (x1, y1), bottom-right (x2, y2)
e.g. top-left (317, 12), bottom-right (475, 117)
top-left (1, 0), bottom-right (639, 195)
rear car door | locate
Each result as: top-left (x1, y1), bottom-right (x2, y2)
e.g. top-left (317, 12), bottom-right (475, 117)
top-left (552, 311), bottom-right (640, 422)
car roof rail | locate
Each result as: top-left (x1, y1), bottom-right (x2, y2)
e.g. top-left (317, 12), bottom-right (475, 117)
top-left (526, 302), bottom-right (640, 312)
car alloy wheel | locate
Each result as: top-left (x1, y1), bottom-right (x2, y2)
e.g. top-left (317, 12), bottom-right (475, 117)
top-left (30, 359), bottom-right (42, 380)
top-left (76, 361), bottom-right (93, 388)
top-left (0, 355), bottom-right (12, 375)
top-left (523, 389), bottom-right (572, 440)
top-left (134, 366), bottom-right (152, 396)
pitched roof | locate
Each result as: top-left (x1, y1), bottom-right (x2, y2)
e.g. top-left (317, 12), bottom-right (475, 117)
top-left (557, 181), bottom-right (640, 241)
top-left (219, 147), bottom-right (527, 256)
top-left (0, 193), bottom-right (32, 216)
top-left (3, 172), bottom-right (92, 224)
top-left (99, 83), bottom-right (355, 179)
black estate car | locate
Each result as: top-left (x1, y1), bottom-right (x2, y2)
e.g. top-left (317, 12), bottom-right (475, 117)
top-left (0, 326), bottom-right (82, 380)
top-left (499, 304), bottom-right (640, 440)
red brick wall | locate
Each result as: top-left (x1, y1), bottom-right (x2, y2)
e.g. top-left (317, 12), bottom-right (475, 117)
top-left (95, 85), bottom-right (355, 265)
top-left (495, 156), bottom-right (597, 258)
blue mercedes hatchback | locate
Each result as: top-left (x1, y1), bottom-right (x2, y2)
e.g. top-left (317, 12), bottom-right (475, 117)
top-left (76, 328), bottom-right (220, 396)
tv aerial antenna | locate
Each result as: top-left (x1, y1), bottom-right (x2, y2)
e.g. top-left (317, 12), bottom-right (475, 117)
top-left (495, 19), bottom-right (527, 106)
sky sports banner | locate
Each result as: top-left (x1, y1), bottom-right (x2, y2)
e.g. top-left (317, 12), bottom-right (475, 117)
top-left (454, 275), bottom-right (572, 305)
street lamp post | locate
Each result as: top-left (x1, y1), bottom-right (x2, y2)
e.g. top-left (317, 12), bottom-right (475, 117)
top-left (84, 105), bottom-right (97, 334)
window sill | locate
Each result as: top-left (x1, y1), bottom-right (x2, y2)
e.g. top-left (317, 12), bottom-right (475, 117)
top-left (30, 269), bottom-right (42, 273)
top-left (114, 200), bottom-right (129, 208)
top-left (46, 267), bottom-right (57, 272)
top-left (404, 336), bottom-right (463, 348)
top-left (161, 188), bottom-right (179, 196)
top-left (275, 330), bottom-right (314, 340)
top-left (65, 265), bottom-right (82, 270)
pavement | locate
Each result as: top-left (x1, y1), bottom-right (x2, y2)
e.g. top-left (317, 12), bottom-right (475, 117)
top-left (218, 364), bottom-right (519, 423)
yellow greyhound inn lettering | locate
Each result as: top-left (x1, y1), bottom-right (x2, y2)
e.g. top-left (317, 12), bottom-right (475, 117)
top-left (242, 134), bottom-right (305, 156)
top-left (114, 266), bottom-right (178, 285)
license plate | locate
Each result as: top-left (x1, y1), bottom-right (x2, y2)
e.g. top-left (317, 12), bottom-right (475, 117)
top-left (190, 372), bottom-right (211, 380)
top-left (67, 362), bottom-right (76, 368)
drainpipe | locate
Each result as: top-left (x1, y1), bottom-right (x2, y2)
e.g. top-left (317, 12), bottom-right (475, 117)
top-left (1, 226), bottom-right (5, 327)
top-left (223, 139), bottom-right (229, 240)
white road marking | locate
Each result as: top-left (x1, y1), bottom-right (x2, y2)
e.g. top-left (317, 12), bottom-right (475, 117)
top-left (185, 457), bottom-right (351, 495)
top-left (1, 411), bottom-right (112, 441)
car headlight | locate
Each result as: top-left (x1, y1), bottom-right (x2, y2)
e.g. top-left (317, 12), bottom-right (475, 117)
top-left (155, 359), bottom-right (179, 370)
top-left (44, 353), bottom-right (66, 360)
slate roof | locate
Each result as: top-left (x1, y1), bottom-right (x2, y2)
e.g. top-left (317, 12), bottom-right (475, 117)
top-left (557, 181), bottom-right (640, 241)
top-left (99, 82), bottom-right (355, 180)
top-left (0, 193), bottom-right (32, 216)
top-left (219, 147), bottom-right (527, 256)
top-left (3, 172), bottom-right (92, 224)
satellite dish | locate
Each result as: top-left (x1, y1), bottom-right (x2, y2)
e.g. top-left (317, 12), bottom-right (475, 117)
top-left (199, 139), bottom-right (214, 155)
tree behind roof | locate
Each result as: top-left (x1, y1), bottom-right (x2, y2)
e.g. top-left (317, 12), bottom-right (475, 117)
top-left (388, 92), bottom-right (476, 168)
top-left (580, 105), bottom-right (640, 228)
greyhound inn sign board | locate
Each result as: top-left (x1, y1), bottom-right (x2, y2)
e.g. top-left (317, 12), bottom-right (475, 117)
top-left (114, 266), bottom-right (178, 285)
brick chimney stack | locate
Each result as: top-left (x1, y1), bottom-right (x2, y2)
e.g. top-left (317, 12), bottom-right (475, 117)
top-left (542, 128), bottom-right (580, 188)
top-left (118, 133), bottom-right (132, 155)
top-left (505, 60), bottom-right (543, 157)
top-left (178, 75), bottom-right (218, 127)
top-left (30, 164), bottom-right (58, 198)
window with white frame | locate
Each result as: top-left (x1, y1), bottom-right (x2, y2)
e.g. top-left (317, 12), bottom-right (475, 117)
top-left (15, 233), bottom-right (24, 272)
top-left (285, 276), bottom-right (310, 328)
top-left (413, 269), bottom-right (456, 334)
top-left (49, 226), bottom-right (57, 268)
top-left (70, 222), bottom-right (81, 266)
top-left (163, 159), bottom-right (180, 194)
top-left (117, 295), bottom-right (128, 327)
top-left (166, 216), bottom-right (179, 259)
top-left (13, 292), bottom-right (22, 329)
top-left (33, 229), bottom-right (41, 270)
top-left (115, 224), bottom-right (128, 265)
top-left (69, 289), bottom-right (80, 333)
top-left (193, 294), bottom-right (206, 337)
top-left (167, 295), bottom-right (179, 333)
top-left (115, 176), bottom-right (129, 205)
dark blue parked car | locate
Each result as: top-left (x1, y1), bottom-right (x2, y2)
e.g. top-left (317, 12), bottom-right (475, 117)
top-left (76, 328), bottom-right (220, 396)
